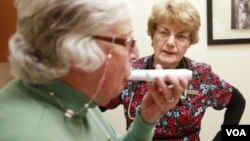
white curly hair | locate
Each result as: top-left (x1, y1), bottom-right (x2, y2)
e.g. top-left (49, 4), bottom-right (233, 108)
top-left (9, 0), bottom-right (134, 84)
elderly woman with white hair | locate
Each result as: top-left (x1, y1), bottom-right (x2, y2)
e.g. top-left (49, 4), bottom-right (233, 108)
top-left (0, 0), bottom-right (188, 141)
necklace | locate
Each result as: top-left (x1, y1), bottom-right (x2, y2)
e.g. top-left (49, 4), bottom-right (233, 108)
top-left (41, 53), bottom-right (113, 118)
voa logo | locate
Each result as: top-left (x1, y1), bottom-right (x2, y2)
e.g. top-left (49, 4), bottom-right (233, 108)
top-left (226, 129), bottom-right (246, 136)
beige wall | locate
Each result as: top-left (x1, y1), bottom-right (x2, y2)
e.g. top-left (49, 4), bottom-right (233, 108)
top-left (103, 0), bottom-right (250, 141)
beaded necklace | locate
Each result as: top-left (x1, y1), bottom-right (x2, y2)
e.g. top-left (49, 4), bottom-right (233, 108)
top-left (50, 54), bottom-right (112, 118)
top-left (41, 39), bottom-right (114, 118)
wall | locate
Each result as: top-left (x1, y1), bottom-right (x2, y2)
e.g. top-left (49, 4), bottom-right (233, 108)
top-left (0, 0), bottom-right (17, 62)
top-left (103, 0), bottom-right (250, 141)
top-left (0, 0), bottom-right (15, 87)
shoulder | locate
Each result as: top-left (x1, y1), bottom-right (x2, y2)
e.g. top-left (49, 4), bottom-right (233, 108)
top-left (0, 80), bottom-right (50, 140)
top-left (185, 57), bottom-right (212, 74)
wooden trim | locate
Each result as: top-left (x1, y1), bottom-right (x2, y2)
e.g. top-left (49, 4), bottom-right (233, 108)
top-left (0, 0), bottom-right (17, 62)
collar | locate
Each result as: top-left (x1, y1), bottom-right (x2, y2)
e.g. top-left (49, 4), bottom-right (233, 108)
top-left (145, 54), bottom-right (188, 69)
top-left (21, 80), bottom-right (97, 118)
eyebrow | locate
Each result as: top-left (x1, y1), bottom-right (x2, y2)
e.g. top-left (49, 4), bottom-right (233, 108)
top-left (158, 28), bottom-right (190, 34)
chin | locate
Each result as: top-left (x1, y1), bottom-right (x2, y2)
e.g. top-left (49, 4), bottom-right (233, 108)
top-left (98, 97), bottom-right (111, 106)
top-left (100, 101), bottom-right (109, 107)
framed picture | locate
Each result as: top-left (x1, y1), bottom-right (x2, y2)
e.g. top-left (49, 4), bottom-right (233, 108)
top-left (207, 0), bottom-right (250, 45)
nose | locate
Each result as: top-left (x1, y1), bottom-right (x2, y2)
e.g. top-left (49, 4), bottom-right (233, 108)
top-left (166, 34), bottom-right (176, 45)
top-left (130, 45), bottom-right (139, 62)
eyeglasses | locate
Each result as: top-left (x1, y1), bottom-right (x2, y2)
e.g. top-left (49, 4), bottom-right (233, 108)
top-left (93, 35), bottom-right (136, 49)
top-left (155, 28), bottom-right (191, 45)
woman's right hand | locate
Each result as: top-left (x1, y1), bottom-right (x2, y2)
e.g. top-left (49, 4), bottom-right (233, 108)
top-left (139, 64), bottom-right (188, 124)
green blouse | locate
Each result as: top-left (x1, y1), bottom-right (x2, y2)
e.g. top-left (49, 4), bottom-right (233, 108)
top-left (0, 79), bottom-right (154, 141)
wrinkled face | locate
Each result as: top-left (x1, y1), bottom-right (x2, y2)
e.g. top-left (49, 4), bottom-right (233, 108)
top-left (94, 19), bottom-right (137, 106)
top-left (152, 21), bottom-right (191, 69)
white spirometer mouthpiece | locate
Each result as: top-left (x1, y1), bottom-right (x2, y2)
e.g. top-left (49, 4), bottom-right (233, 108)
top-left (127, 69), bottom-right (192, 81)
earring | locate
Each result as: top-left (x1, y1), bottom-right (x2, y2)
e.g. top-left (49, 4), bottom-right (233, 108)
top-left (107, 53), bottom-right (112, 59)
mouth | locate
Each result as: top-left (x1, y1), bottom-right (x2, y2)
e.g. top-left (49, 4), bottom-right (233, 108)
top-left (161, 51), bottom-right (177, 57)
top-left (162, 50), bottom-right (175, 55)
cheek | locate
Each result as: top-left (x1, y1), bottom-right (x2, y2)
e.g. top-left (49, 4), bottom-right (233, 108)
top-left (109, 51), bottom-right (130, 80)
top-left (152, 38), bottom-right (163, 53)
top-left (179, 46), bottom-right (189, 55)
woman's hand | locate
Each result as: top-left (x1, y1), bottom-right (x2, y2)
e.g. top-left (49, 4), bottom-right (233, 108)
top-left (139, 64), bottom-right (188, 124)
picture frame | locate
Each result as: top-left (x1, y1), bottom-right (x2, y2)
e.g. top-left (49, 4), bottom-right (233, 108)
top-left (207, 0), bottom-right (250, 45)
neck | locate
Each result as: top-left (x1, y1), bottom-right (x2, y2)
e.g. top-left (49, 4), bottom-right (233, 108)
top-left (61, 68), bottom-right (102, 100)
top-left (152, 56), bottom-right (185, 69)
top-left (153, 61), bottom-right (179, 69)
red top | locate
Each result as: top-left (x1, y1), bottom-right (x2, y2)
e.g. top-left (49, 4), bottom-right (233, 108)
top-left (104, 55), bottom-right (233, 141)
